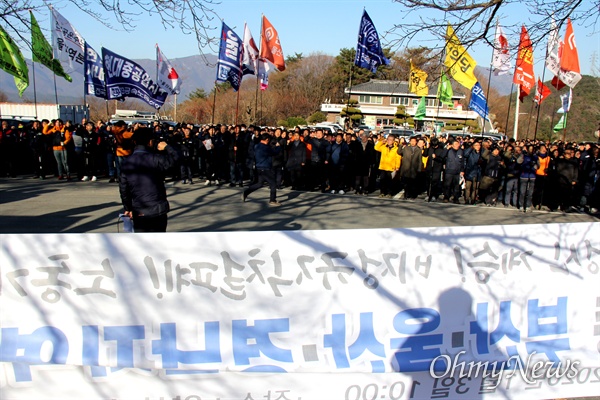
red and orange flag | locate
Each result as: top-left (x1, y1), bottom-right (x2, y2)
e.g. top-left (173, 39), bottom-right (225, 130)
top-left (260, 15), bottom-right (286, 72)
top-left (513, 25), bottom-right (535, 97)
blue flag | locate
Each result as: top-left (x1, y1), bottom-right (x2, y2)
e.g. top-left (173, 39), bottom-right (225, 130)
top-left (216, 21), bottom-right (244, 91)
top-left (101, 47), bottom-right (168, 110)
top-left (354, 10), bottom-right (389, 73)
top-left (84, 42), bottom-right (106, 99)
top-left (469, 82), bottom-right (489, 119)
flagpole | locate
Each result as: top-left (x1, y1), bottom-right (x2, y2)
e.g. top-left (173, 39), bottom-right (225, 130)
top-left (513, 85), bottom-right (520, 140)
top-left (53, 73), bottom-right (58, 105)
top-left (257, 14), bottom-right (264, 125)
top-left (525, 100), bottom-right (534, 140)
top-left (434, 47), bottom-right (446, 130)
top-left (211, 81), bottom-right (217, 125)
top-left (32, 60), bottom-right (38, 119)
top-left (533, 74), bottom-right (548, 142)
top-left (562, 112), bottom-right (568, 142)
top-left (483, 48), bottom-right (495, 137)
top-left (550, 96), bottom-right (558, 140)
top-left (174, 94), bottom-right (177, 122)
top-left (345, 65), bottom-right (354, 130)
top-left (235, 89), bottom-right (240, 126)
top-left (503, 83), bottom-right (514, 138)
top-left (254, 75), bottom-right (259, 124)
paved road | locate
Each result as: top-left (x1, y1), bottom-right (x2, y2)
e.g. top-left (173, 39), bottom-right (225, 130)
top-left (0, 176), bottom-right (597, 234)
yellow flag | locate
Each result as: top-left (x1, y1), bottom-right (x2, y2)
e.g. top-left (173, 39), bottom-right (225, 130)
top-left (444, 24), bottom-right (478, 90)
top-left (409, 60), bottom-right (429, 96)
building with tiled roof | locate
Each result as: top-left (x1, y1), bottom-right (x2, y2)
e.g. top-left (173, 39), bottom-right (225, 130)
top-left (320, 79), bottom-right (479, 130)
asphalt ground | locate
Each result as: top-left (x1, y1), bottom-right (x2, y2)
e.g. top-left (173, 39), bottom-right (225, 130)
top-left (0, 175), bottom-right (598, 234)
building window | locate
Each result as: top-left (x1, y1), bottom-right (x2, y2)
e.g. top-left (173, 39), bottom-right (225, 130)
top-left (391, 96), bottom-right (410, 105)
top-left (427, 98), bottom-right (438, 107)
top-left (359, 95), bottom-right (383, 104)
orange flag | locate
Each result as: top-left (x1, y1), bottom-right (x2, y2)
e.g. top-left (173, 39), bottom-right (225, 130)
top-left (260, 15), bottom-right (286, 72)
top-left (513, 25), bottom-right (535, 96)
top-left (560, 18), bottom-right (581, 75)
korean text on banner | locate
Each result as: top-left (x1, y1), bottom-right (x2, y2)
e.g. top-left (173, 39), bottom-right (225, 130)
top-left (30, 11), bottom-right (71, 83)
top-left (1, 223), bottom-right (598, 400)
top-left (513, 25), bottom-right (535, 96)
top-left (469, 82), bottom-right (489, 119)
top-left (354, 9), bottom-right (389, 73)
top-left (102, 47), bottom-right (168, 109)
top-left (50, 7), bottom-right (85, 76)
top-left (84, 42), bottom-right (106, 99)
top-left (444, 24), bottom-right (478, 90)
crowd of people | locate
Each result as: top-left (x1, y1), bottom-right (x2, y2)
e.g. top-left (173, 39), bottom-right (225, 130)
top-left (1, 117), bottom-right (599, 215)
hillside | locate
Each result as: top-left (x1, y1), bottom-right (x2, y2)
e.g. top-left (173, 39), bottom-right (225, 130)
top-left (489, 74), bottom-right (599, 142)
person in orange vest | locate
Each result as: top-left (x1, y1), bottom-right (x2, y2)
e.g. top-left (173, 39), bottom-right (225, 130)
top-left (533, 144), bottom-right (551, 210)
top-left (113, 120), bottom-right (134, 179)
top-left (43, 119), bottom-right (72, 180)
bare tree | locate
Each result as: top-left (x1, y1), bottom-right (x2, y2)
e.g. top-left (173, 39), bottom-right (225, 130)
top-left (1, 0), bottom-right (221, 63)
top-left (386, 0), bottom-right (599, 59)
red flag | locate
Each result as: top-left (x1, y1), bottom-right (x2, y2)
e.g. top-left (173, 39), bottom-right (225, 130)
top-left (519, 86), bottom-right (528, 102)
top-left (260, 15), bottom-right (285, 72)
top-left (551, 76), bottom-right (566, 90)
top-left (560, 19), bottom-right (580, 74)
top-left (513, 26), bottom-right (535, 96)
top-left (534, 79), bottom-right (552, 105)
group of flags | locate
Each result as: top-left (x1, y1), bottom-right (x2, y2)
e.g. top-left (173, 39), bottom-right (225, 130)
top-left (352, 10), bottom-right (581, 132)
top-left (215, 15), bottom-right (285, 93)
top-left (0, 7), bottom-right (583, 126)
top-left (0, 7), bottom-right (182, 109)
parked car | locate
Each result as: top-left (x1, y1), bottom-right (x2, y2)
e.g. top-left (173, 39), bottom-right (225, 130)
top-left (382, 128), bottom-right (415, 138)
top-left (314, 124), bottom-right (337, 135)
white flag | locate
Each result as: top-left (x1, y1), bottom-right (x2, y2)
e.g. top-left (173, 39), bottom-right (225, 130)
top-left (492, 22), bottom-right (511, 76)
top-left (546, 17), bottom-right (561, 76)
top-left (242, 23), bottom-right (259, 75)
top-left (156, 44), bottom-right (181, 95)
top-left (557, 88), bottom-right (573, 113)
top-left (546, 16), bottom-right (582, 88)
top-left (50, 7), bottom-right (85, 75)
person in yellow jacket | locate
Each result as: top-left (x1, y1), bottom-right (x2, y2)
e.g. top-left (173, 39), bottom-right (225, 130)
top-left (374, 134), bottom-right (401, 198)
top-left (43, 119), bottom-right (72, 180)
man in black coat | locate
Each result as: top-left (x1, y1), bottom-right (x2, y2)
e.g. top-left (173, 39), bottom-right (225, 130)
top-left (119, 128), bottom-right (180, 232)
top-left (285, 131), bottom-right (306, 190)
top-left (349, 131), bottom-right (376, 195)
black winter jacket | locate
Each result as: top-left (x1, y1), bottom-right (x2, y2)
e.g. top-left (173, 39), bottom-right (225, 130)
top-left (119, 145), bottom-right (180, 217)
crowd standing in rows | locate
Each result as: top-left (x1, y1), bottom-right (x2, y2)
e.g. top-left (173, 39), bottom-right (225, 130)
top-left (1, 118), bottom-right (599, 214)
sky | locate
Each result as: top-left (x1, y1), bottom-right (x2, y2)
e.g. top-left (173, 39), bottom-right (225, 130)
top-left (19, 0), bottom-right (600, 80)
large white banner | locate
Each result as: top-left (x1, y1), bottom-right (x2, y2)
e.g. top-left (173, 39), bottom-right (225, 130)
top-left (1, 223), bottom-right (599, 400)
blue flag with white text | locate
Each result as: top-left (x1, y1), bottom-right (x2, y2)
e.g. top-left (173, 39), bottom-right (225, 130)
top-left (101, 47), bottom-right (168, 109)
top-left (469, 82), bottom-right (489, 119)
top-left (216, 21), bottom-right (244, 91)
top-left (84, 42), bottom-right (106, 99)
top-left (354, 10), bottom-right (389, 73)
